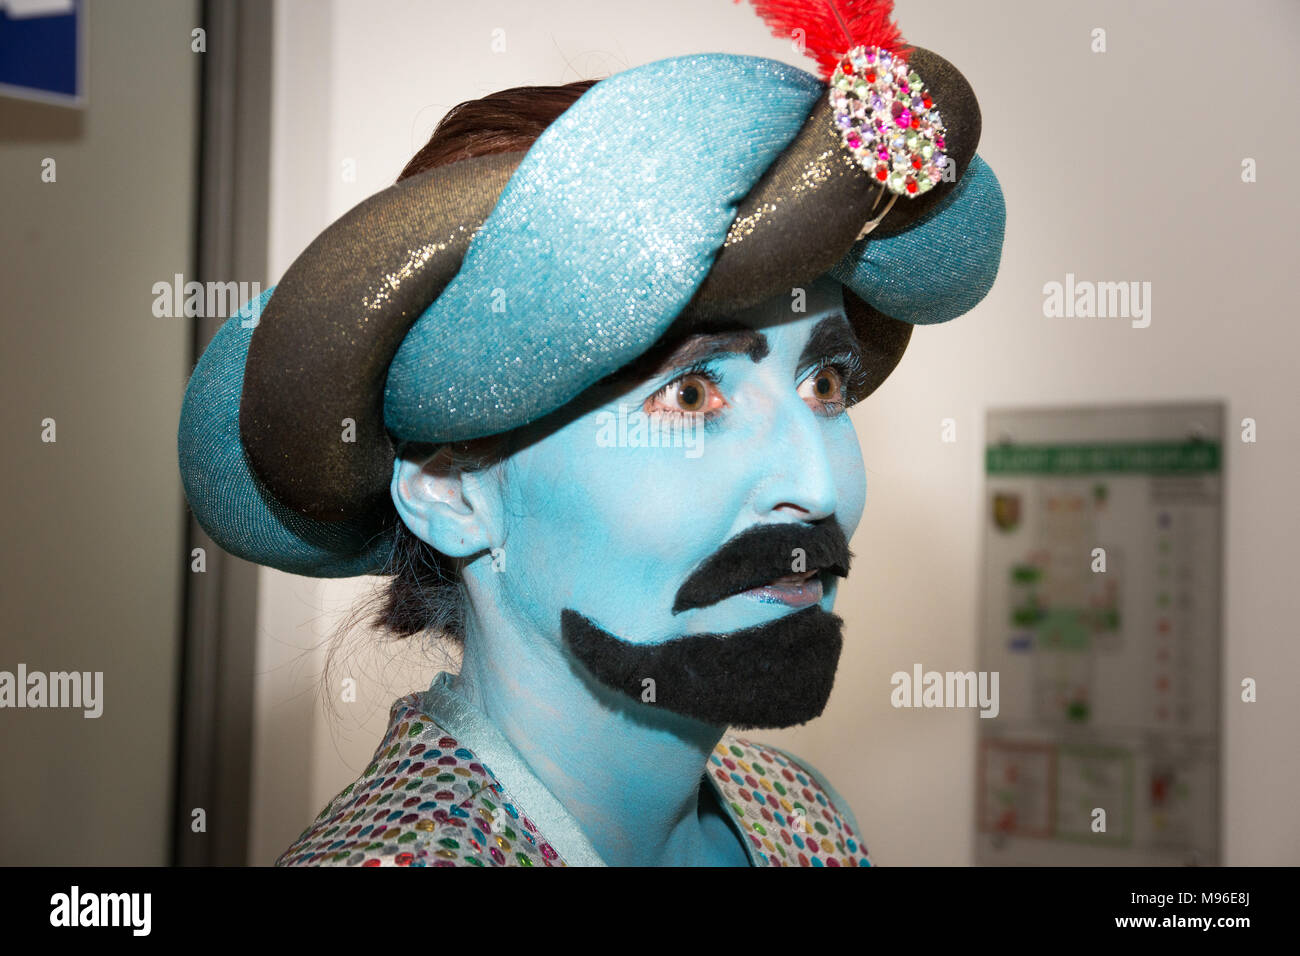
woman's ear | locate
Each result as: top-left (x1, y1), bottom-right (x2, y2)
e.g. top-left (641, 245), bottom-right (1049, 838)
top-left (391, 446), bottom-right (496, 558)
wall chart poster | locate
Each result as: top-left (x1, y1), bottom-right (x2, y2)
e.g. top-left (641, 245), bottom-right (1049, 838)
top-left (976, 402), bottom-right (1223, 866)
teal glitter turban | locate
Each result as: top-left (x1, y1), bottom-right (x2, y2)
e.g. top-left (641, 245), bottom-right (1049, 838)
top-left (178, 7), bottom-right (1006, 578)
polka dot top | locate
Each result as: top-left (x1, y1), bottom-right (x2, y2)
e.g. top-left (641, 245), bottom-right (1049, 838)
top-left (276, 691), bottom-right (872, 867)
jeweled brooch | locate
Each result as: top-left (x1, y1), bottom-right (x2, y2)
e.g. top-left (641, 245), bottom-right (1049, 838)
top-left (828, 45), bottom-right (948, 198)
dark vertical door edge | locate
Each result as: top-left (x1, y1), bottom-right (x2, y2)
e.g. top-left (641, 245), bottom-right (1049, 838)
top-left (173, 0), bottom-right (272, 867)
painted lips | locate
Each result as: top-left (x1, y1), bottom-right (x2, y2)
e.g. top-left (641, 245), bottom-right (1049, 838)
top-left (740, 569), bottom-right (824, 608)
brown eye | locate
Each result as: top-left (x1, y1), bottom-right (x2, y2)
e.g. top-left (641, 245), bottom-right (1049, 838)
top-left (674, 375), bottom-right (709, 412)
top-left (813, 367), bottom-right (842, 400)
top-left (644, 370), bottom-right (727, 418)
top-left (798, 364), bottom-right (848, 415)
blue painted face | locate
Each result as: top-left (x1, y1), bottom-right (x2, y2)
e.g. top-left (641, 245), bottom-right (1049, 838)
top-left (479, 274), bottom-right (868, 650)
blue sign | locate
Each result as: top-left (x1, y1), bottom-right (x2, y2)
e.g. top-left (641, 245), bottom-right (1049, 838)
top-left (0, 0), bottom-right (84, 107)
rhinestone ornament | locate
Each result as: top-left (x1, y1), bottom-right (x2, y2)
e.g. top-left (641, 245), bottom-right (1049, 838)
top-left (829, 45), bottom-right (949, 198)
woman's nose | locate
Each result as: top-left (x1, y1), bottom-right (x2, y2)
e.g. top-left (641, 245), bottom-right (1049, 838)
top-left (748, 393), bottom-right (840, 521)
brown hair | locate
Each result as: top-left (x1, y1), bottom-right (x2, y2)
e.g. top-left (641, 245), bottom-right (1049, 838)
top-left (375, 79), bottom-right (599, 644)
top-left (398, 81), bottom-right (598, 181)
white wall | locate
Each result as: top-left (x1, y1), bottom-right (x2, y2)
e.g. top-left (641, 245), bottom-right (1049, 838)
top-left (249, 0), bottom-right (1300, 865)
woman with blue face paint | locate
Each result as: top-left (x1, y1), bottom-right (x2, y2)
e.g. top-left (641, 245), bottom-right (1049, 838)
top-left (384, 275), bottom-right (869, 867)
top-left (177, 0), bottom-right (1005, 866)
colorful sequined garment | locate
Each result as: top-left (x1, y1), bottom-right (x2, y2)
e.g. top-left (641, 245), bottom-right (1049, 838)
top-left (276, 672), bottom-right (872, 867)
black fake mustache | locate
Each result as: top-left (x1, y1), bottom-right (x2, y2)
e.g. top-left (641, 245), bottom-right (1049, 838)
top-left (671, 517), bottom-right (853, 615)
top-left (561, 605), bottom-right (844, 730)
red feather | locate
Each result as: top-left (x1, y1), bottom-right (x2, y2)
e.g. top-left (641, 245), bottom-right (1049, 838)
top-left (737, 0), bottom-right (912, 79)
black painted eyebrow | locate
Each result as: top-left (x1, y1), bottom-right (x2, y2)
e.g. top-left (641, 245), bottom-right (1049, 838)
top-left (648, 326), bottom-right (770, 378)
top-left (798, 313), bottom-right (861, 370)
top-left (594, 321), bottom-right (771, 393)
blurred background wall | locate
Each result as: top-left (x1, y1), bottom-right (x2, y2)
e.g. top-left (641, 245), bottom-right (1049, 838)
top-left (0, 0), bottom-right (198, 864)
top-left (248, 0), bottom-right (1300, 866)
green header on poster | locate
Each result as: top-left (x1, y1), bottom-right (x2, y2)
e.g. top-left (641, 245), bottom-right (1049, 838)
top-left (986, 441), bottom-right (1220, 475)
